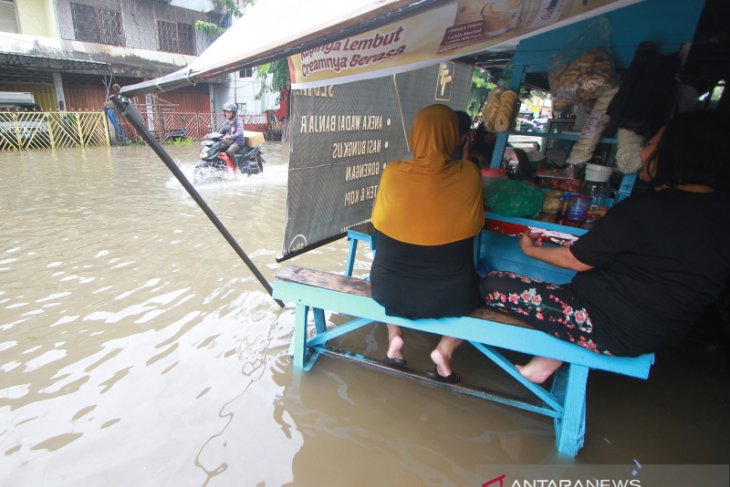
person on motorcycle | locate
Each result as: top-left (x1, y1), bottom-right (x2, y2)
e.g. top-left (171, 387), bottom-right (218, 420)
top-left (220, 102), bottom-right (245, 169)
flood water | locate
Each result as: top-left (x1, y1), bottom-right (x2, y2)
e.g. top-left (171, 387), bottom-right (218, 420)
top-left (0, 143), bottom-right (727, 486)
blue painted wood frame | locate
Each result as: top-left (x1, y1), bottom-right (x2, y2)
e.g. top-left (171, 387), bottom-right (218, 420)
top-left (273, 269), bottom-right (654, 457)
top-left (345, 227), bottom-right (377, 277)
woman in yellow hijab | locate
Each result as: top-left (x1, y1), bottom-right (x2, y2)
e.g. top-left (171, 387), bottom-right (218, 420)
top-left (371, 104), bottom-right (483, 383)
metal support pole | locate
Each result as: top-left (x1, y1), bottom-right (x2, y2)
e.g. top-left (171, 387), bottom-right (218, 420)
top-left (109, 87), bottom-right (284, 308)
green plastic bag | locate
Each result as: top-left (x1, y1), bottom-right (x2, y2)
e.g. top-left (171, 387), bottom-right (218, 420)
top-left (484, 179), bottom-right (544, 218)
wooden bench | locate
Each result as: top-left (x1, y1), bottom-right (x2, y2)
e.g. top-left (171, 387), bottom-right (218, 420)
top-left (273, 264), bottom-right (655, 458)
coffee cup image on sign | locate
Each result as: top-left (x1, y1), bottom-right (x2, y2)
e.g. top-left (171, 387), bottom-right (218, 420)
top-left (481, 0), bottom-right (523, 36)
top-left (453, 0), bottom-right (487, 25)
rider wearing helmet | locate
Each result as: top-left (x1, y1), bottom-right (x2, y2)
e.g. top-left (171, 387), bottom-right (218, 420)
top-left (220, 102), bottom-right (245, 169)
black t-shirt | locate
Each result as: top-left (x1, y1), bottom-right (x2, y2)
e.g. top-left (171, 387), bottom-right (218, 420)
top-left (569, 189), bottom-right (730, 356)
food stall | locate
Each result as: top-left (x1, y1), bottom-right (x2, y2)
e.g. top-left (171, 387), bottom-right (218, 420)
top-left (113, 0), bottom-right (719, 458)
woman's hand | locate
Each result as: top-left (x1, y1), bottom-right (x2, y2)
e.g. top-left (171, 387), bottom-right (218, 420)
top-left (519, 231), bottom-right (541, 256)
top-left (519, 230), bottom-right (594, 272)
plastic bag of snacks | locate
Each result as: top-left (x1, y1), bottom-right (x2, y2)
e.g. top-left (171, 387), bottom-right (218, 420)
top-left (566, 87), bottom-right (618, 164)
top-left (548, 17), bottom-right (616, 111)
top-left (484, 179), bottom-right (544, 218)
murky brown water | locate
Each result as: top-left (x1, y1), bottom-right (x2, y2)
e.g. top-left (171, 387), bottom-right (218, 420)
top-left (0, 143), bottom-right (727, 486)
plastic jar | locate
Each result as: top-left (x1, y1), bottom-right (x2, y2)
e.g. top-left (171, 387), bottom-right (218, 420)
top-left (584, 163), bottom-right (613, 183)
top-left (582, 179), bottom-right (608, 205)
top-left (560, 194), bottom-right (592, 227)
top-left (582, 162), bottom-right (615, 210)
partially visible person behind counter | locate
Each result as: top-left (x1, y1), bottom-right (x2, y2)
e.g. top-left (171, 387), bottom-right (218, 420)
top-left (454, 110), bottom-right (477, 164)
top-left (370, 104), bottom-right (483, 383)
top-left (470, 122), bottom-right (498, 168)
top-left (480, 109), bottom-right (730, 383)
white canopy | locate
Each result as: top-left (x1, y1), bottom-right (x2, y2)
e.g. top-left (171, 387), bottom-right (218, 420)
top-left (121, 0), bottom-right (441, 95)
top-left (122, 0), bottom-right (642, 95)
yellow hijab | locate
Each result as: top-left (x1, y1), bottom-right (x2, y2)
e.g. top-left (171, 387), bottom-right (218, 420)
top-left (371, 104), bottom-right (483, 246)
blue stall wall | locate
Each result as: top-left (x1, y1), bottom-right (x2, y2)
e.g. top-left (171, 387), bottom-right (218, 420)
top-left (515, 0), bottom-right (706, 72)
top-left (478, 214), bottom-right (587, 284)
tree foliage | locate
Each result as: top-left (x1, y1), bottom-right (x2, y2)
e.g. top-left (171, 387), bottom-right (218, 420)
top-left (195, 0), bottom-right (255, 37)
top-left (255, 58), bottom-right (291, 100)
top-left (467, 68), bottom-right (496, 118)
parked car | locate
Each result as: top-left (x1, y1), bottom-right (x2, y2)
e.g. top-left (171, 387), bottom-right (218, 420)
top-left (0, 113), bottom-right (50, 149)
top-left (0, 92), bottom-right (51, 149)
top-left (518, 119), bottom-right (542, 132)
top-left (533, 116), bottom-right (551, 129)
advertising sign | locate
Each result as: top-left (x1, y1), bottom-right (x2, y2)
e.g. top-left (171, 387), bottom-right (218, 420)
top-left (280, 62), bottom-right (472, 259)
top-left (289, 0), bottom-right (636, 88)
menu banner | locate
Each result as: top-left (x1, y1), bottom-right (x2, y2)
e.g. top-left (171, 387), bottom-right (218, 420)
top-left (289, 0), bottom-right (635, 88)
top-left (280, 62), bottom-right (472, 260)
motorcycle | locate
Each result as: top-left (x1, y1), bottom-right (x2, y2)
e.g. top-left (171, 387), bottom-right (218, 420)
top-left (194, 132), bottom-right (266, 178)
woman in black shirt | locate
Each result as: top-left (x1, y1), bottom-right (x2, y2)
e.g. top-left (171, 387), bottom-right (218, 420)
top-left (479, 110), bottom-right (730, 383)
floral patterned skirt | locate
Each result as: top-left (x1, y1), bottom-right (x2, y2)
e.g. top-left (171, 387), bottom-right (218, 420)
top-left (479, 271), bottom-right (612, 355)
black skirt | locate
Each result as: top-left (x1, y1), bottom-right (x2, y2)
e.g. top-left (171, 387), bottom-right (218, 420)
top-left (370, 232), bottom-right (480, 319)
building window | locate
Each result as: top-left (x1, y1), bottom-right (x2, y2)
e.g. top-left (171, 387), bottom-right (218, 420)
top-left (157, 20), bottom-right (196, 55)
top-left (239, 67), bottom-right (253, 78)
top-left (0, 0), bottom-right (19, 34)
top-left (71, 3), bottom-right (124, 46)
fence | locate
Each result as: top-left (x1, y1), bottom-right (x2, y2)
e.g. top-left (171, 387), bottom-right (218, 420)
top-left (0, 111), bottom-right (110, 151)
top-left (121, 110), bottom-right (270, 143)
top-left (0, 110), bottom-right (277, 151)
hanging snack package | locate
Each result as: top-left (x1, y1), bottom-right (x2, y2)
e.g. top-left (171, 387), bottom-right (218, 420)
top-left (482, 87), bottom-right (503, 132)
top-left (481, 88), bottom-right (518, 133)
top-left (566, 87), bottom-right (618, 164)
top-left (548, 17), bottom-right (616, 111)
top-left (495, 89), bottom-right (518, 132)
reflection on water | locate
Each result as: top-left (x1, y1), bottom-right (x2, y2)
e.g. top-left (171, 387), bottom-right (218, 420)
top-left (0, 143), bottom-right (727, 486)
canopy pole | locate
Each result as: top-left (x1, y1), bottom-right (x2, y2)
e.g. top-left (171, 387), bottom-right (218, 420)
top-left (109, 86), bottom-right (284, 308)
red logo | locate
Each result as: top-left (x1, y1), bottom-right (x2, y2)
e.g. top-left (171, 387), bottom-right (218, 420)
top-left (483, 473), bottom-right (506, 487)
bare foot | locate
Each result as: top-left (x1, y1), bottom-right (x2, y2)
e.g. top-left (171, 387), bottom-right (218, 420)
top-left (430, 348), bottom-right (453, 377)
top-left (386, 333), bottom-right (404, 361)
top-left (516, 357), bottom-right (563, 384)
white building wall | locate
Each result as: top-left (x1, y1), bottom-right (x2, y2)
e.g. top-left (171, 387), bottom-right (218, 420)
top-left (170, 0), bottom-right (216, 11)
top-left (55, 0), bottom-right (218, 54)
top-left (210, 71), bottom-right (280, 114)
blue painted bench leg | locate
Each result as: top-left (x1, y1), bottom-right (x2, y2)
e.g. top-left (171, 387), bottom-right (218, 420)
top-left (313, 308), bottom-right (326, 334)
top-left (345, 238), bottom-right (358, 277)
top-left (292, 304), bottom-right (326, 371)
top-left (292, 304), bottom-right (310, 370)
top-left (552, 364), bottom-right (588, 457)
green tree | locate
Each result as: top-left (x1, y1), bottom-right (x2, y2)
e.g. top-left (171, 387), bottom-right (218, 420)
top-left (467, 67), bottom-right (496, 119)
top-left (255, 58), bottom-right (291, 101)
top-left (195, 0), bottom-right (255, 36)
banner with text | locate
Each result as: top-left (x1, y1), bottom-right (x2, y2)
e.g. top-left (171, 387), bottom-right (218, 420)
top-left (281, 62), bottom-right (472, 260)
top-left (289, 0), bottom-right (636, 88)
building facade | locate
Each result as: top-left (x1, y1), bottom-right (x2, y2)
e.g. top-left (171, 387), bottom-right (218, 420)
top-left (0, 0), bottom-right (223, 113)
